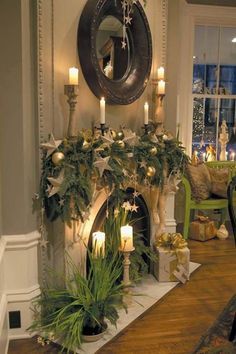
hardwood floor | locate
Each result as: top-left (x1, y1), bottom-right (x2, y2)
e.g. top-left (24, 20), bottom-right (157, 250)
top-left (8, 234), bottom-right (236, 354)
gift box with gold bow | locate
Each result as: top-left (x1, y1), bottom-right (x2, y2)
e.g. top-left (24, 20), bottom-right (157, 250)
top-left (154, 233), bottom-right (190, 283)
top-left (190, 215), bottom-right (217, 241)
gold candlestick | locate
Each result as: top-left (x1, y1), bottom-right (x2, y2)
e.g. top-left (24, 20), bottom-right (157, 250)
top-left (64, 84), bottom-right (79, 138)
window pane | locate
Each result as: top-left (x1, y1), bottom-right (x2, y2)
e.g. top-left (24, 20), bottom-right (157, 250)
top-left (193, 26), bottom-right (219, 94)
top-left (219, 28), bottom-right (236, 94)
top-left (192, 25), bottom-right (236, 160)
top-left (192, 97), bottom-right (218, 161)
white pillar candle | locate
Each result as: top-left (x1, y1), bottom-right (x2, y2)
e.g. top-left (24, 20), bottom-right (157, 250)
top-left (92, 231), bottom-right (105, 258)
top-left (120, 225), bottom-right (133, 252)
top-left (231, 152), bottom-right (235, 161)
top-left (226, 151), bottom-right (228, 160)
top-left (203, 152), bottom-right (206, 161)
top-left (158, 80), bottom-right (165, 95)
top-left (144, 102), bottom-right (149, 125)
top-left (100, 97), bottom-right (106, 124)
top-left (157, 66), bottom-right (165, 80)
top-left (69, 67), bottom-right (79, 85)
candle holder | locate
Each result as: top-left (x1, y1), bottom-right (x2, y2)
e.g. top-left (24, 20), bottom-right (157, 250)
top-left (142, 123), bottom-right (151, 135)
top-left (152, 78), bottom-right (166, 124)
top-left (157, 93), bottom-right (165, 106)
top-left (119, 246), bottom-right (135, 288)
top-left (64, 84), bottom-right (79, 138)
top-left (94, 123), bottom-right (109, 136)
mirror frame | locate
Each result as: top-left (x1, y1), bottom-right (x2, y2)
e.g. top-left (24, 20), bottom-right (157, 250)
top-left (78, 0), bottom-right (152, 105)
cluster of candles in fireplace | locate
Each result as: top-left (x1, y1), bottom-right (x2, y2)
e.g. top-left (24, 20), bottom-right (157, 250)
top-left (67, 66), bottom-right (166, 126)
top-left (92, 224), bottom-right (133, 257)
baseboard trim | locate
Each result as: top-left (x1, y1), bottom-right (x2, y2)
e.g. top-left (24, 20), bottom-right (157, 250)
top-left (0, 230), bottom-right (41, 342)
top-left (0, 294), bottom-right (7, 337)
top-left (0, 294), bottom-right (8, 354)
top-left (8, 333), bottom-right (32, 340)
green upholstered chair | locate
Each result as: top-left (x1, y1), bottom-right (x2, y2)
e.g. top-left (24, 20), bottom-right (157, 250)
top-left (182, 161), bottom-right (236, 239)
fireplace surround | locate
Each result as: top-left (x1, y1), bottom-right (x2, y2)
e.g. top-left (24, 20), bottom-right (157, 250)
top-left (50, 183), bottom-right (176, 280)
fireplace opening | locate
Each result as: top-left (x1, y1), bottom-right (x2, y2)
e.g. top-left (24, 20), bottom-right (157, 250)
top-left (88, 187), bottom-right (151, 273)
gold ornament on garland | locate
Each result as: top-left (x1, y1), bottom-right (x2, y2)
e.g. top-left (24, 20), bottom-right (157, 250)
top-left (39, 125), bottom-right (189, 225)
top-left (149, 146), bottom-right (157, 156)
top-left (116, 131), bottom-right (124, 140)
top-left (82, 140), bottom-right (90, 151)
top-left (146, 166), bottom-right (156, 177)
top-left (116, 140), bottom-right (125, 148)
top-left (110, 129), bottom-right (117, 140)
top-left (52, 152), bottom-right (65, 165)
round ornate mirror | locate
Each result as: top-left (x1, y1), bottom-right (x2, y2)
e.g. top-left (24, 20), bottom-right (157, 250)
top-left (78, 0), bottom-right (152, 105)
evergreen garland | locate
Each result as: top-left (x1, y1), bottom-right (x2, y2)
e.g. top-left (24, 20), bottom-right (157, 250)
top-left (40, 128), bottom-right (189, 224)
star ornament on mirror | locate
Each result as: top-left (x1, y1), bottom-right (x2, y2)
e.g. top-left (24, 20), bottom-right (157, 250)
top-left (121, 0), bottom-right (128, 9)
top-left (40, 133), bottom-right (62, 158)
top-left (125, 15), bottom-right (132, 25)
top-left (47, 169), bottom-right (65, 197)
top-left (121, 40), bottom-right (127, 49)
top-left (94, 156), bottom-right (113, 177)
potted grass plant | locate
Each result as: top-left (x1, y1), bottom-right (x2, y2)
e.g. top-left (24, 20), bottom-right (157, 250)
top-left (28, 251), bottom-right (126, 353)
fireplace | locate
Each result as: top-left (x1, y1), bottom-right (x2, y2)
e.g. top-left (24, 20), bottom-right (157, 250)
top-left (57, 185), bottom-right (176, 279)
top-left (87, 187), bottom-right (151, 271)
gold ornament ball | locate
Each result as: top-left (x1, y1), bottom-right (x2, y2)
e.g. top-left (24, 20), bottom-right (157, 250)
top-left (117, 131), bottom-right (124, 140)
top-left (146, 166), bottom-right (156, 177)
top-left (150, 146), bottom-right (157, 156)
top-left (116, 140), bottom-right (125, 148)
top-left (82, 140), bottom-right (90, 151)
top-left (110, 129), bottom-right (117, 140)
top-left (52, 152), bottom-right (65, 165)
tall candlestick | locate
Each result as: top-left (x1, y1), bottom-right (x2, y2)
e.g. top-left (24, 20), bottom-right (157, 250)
top-left (158, 80), bottom-right (165, 95)
top-left (144, 102), bottom-right (149, 125)
top-left (100, 97), bottom-right (106, 124)
top-left (92, 231), bottom-right (105, 258)
top-left (120, 225), bottom-right (133, 252)
top-left (69, 67), bottom-right (79, 85)
top-left (157, 66), bottom-right (165, 80)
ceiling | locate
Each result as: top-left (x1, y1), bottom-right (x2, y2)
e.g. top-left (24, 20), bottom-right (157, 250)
top-left (186, 0), bottom-right (236, 6)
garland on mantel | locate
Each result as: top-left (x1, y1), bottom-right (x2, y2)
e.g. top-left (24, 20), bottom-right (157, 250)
top-left (39, 126), bottom-right (189, 225)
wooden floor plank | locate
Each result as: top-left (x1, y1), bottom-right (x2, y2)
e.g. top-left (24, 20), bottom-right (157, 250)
top-left (8, 236), bottom-right (236, 354)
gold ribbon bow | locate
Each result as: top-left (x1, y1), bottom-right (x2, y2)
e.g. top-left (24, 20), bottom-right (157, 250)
top-left (156, 232), bottom-right (187, 250)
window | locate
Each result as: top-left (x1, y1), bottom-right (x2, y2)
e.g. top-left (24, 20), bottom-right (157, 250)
top-left (192, 25), bottom-right (236, 161)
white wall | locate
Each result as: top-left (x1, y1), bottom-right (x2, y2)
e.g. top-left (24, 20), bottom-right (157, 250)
top-left (0, 0), bottom-right (40, 350)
